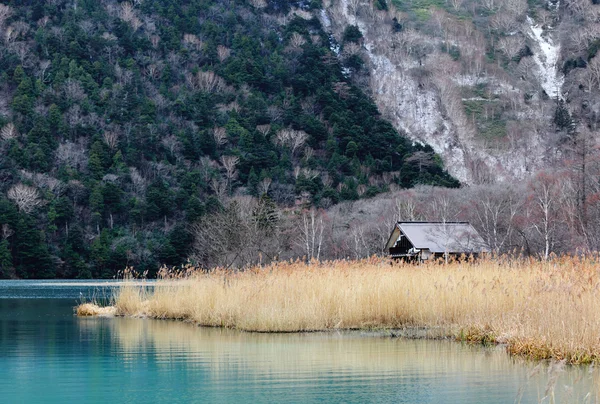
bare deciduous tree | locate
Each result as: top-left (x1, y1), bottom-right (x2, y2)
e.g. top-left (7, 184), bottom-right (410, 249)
top-left (119, 2), bottom-right (135, 21)
top-left (118, 1), bottom-right (141, 30)
top-left (1, 224), bottom-right (13, 240)
top-left (451, 0), bottom-right (463, 11)
top-left (183, 34), bottom-right (204, 51)
top-left (144, 63), bottom-right (162, 80)
top-left (582, 69), bottom-right (597, 93)
top-left (393, 192), bottom-right (420, 222)
top-left (469, 185), bottom-right (522, 253)
top-left (569, 26), bottom-right (597, 53)
top-left (565, 0), bottom-right (592, 18)
top-left (0, 4), bottom-right (12, 28)
top-left (298, 208), bottom-right (325, 261)
top-left (161, 134), bottom-right (181, 157)
top-left (37, 60), bottom-right (51, 83)
top-left (498, 36), bottom-right (525, 61)
top-left (527, 172), bottom-right (563, 260)
top-left (114, 64), bottom-right (133, 86)
top-left (150, 34), bottom-right (160, 48)
top-left (56, 141), bottom-right (87, 170)
top-left (130, 16), bottom-right (142, 32)
top-left (102, 131), bottom-right (120, 150)
top-left (210, 179), bottom-right (228, 201)
top-left (347, 0), bottom-right (361, 20)
top-left (342, 42), bottom-right (361, 57)
top-left (258, 177), bottom-right (272, 196)
top-left (302, 168), bottom-right (319, 180)
top-left (0, 123), bottom-right (18, 141)
top-left (217, 45), bottom-right (231, 62)
top-left (275, 128), bottom-right (308, 157)
top-left (191, 197), bottom-right (281, 268)
top-left (267, 106), bottom-right (283, 122)
top-left (406, 151), bottom-right (435, 173)
top-left (481, 0), bottom-right (499, 13)
top-left (7, 184), bottom-right (44, 213)
top-left (332, 81), bottom-right (351, 98)
top-left (428, 188), bottom-right (462, 222)
top-left (289, 32), bottom-right (306, 49)
top-left (503, 0), bottom-right (527, 17)
top-left (490, 13), bottom-right (518, 33)
top-left (220, 155), bottom-right (240, 192)
top-left (588, 57), bottom-right (600, 90)
top-left (256, 124), bottom-right (271, 137)
top-left (250, 0), bottom-right (267, 9)
top-left (517, 56), bottom-right (538, 79)
top-left (213, 127), bottom-right (227, 146)
top-left (186, 71), bottom-right (229, 93)
top-left (63, 79), bottom-right (86, 102)
top-left (129, 167), bottom-right (146, 195)
top-left (198, 157), bottom-right (218, 183)
top-left (303, 146), bottom-right (314, 161)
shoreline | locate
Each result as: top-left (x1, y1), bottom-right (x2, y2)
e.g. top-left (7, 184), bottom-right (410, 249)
top-left (77, 306), bottom-right (495, 348)
top-left (77, 303), bottom-right (448, 338)
top-left (76, 257), bottom-right (600, 364)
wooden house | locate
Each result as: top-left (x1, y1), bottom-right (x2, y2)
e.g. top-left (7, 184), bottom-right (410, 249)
top-left (385, 222), bottom-right (489, 261)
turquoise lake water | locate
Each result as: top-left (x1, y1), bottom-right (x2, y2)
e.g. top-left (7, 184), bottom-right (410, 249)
top-left (0, 280), bottom-right (598, 403)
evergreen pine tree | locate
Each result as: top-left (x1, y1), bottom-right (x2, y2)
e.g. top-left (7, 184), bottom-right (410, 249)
top-left (0, 239), bottom-right (14, 279)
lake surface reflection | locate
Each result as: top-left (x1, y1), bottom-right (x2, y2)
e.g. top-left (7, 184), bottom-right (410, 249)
top-left (0, 280), bottom-right (598, 403)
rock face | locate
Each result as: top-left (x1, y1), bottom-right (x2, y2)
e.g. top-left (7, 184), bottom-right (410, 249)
top-left (321, 0), bottom-right (594, 184)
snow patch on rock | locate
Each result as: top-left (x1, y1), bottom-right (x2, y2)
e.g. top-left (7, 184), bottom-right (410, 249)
top-left (320, 9), bottom-right (332, 28)
top-left (453, 75), bottom-right (485, 87)
top-left (526, 8), bottom-right (564, 99)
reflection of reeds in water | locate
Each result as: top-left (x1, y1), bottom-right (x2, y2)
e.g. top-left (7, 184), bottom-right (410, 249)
top-left (104, 317), bottom-right (519, 374)
top-left (99, 317), bottom-right (600, 403)
top-left (83, 256), bottom-right (600, 364)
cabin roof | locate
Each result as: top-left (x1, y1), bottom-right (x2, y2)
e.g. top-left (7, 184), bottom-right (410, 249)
top-left (387, 222), bottom-right (489, 254)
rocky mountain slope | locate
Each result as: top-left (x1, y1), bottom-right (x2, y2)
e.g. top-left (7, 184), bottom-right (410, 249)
top-left (321, 0), bottom-right (600, 183)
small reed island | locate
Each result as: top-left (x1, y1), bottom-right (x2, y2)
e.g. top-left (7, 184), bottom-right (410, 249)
top-left (78, 256), bottom-right (600, 364)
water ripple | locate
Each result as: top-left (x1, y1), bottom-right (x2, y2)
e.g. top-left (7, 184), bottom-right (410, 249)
top-left (0, 297), bottom-right (599, 403)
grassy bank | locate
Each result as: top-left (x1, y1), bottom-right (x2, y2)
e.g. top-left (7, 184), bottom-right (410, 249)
top-left (78, 256), bottom-right (600, 364)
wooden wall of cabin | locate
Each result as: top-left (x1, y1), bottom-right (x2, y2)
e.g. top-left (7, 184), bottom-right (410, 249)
top-left (389, 235), bottom-right (413, 256)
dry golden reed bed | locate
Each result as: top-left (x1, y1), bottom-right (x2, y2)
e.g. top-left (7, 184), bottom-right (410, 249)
top-left (78, 256), bottom-right (600, 364)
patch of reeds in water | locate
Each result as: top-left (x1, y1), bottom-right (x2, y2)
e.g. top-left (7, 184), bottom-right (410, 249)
top-left (79, 256), bottom-right (600, 364)
top-left (76, 302), bottom-right (117, 317)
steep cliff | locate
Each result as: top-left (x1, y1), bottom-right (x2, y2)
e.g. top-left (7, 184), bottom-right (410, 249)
top-left (321, 0), bottom-right (600, 183)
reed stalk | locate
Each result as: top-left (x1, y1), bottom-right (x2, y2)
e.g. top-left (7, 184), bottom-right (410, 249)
top-left (78, 256), bottom-right (600, 364)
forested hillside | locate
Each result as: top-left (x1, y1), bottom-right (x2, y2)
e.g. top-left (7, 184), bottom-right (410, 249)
top-left (0, 0), bottom-right (457, 278)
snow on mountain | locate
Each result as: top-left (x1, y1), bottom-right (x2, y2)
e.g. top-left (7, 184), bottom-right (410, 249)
top-left (526, 10), bottom-right (564, 99)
